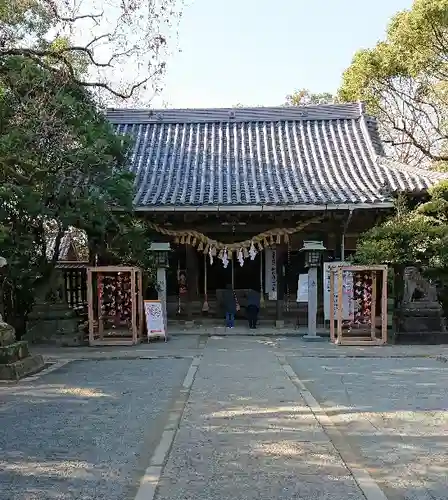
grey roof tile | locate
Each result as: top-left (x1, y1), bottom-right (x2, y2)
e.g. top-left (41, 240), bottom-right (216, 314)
top-left (107, 103), bottom-right (448, 209)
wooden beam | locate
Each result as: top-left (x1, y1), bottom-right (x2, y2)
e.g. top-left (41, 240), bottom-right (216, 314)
top-left (131, 269), bottom-right (137, 344)
top-left (371, 271), bottom-right (377, 340)
top-left (337, 265), bottom-right (387, 272)
top-left (381, 268), bottom-right (388, 344)
top-left (87, 268), bottom-right (94, 345)
top-left (88, 266), bottom-right (139, 272)
top-left (329, 268), bottom-right (335, 342)
top-left (337, 268), bottom-right (343, 342)
top-left (97, 272), bottom-right (103, 341)
top-left (138, 269), bottom-right (144, 339)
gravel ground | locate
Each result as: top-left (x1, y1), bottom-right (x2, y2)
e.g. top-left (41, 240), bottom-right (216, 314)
top-left (287, 356), bottom-right (448, 500)
top-left (0, 358), bottom-right (190, 500)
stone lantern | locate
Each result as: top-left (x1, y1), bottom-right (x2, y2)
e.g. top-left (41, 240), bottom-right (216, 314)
top-left (150, 243), bottom-right (171, 326)
top-left (300, 241), bottom-right (326, 342)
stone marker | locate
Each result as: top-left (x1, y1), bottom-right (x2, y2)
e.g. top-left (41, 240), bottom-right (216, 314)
top-left (397, 266), bottom-right (447, 343)
top-left (0, 257), bottom-right (45, 380)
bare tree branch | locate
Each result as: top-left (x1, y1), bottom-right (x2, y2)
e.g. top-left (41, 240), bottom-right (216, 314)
top-left (1, 0), bottom-right (183, 103)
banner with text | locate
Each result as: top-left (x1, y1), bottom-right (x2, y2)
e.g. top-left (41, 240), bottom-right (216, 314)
top-left (323, 262), bottom-right (354, 321)
top-left (264, 248), bottom-right (277, 300)
top-left (297, 274), bottom-right (308, 302)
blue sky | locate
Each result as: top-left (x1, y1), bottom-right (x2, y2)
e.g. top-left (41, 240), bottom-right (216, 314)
top-left (154, 0), bottom-right (412, 108)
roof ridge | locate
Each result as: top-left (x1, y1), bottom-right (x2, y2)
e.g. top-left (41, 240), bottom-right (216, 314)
top-left (106, 103), bottom-right (364, 124)
top-left (107, 102), bottom-right (363, 113)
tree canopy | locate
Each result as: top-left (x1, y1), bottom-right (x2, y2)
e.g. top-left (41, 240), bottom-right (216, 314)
top-left (285, 89), bottom-right (337, 106)
top-left (0, 1), bottom-right (175, 330)
top-left (0, 0), bottom-right (183, 103)
top-left (354, 182), bottom-right (448, 310)
top-left (0, 55), bottom-right (153, 328)
top-left (338, 0), bottom-right (448, 167)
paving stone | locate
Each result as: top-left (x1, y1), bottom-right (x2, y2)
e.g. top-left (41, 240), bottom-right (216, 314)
top-left (155, 345), bottom-right (364, 500)
top-left (288, 356), bottom-right (448, 500)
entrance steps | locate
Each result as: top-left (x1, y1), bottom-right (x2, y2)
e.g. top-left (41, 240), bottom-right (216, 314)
top-left (167, 297), bottom-right (325, 324)
top-left (166, 319), bottom-right (329, 337)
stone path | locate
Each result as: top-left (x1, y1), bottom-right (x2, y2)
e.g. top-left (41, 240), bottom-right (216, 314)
top-left (1, 336), bottom-right (448, 500)
top-left (153, 338), bottom-right (366, 500)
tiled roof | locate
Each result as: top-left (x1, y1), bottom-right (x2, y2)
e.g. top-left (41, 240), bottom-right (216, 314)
top-left (107, 104), bottom-right (448, 210)
top-left (46, 233), bottom-right (73, 261)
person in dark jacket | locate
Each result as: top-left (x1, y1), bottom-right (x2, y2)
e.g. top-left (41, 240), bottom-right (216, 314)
top-left (223, 284), bottom-right (237, 328)
top-left (246, 289), bottom-right (260, 329)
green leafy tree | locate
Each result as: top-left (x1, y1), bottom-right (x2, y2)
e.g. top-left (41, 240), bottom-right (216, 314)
top-left (354, 183), bottom-right (448, 319)
top-left (0, 56), bottom-right (153, 333)
top-left (285, 89), bottom-right (337, 106)
top-left (338, 0), bottom-right (448, 167)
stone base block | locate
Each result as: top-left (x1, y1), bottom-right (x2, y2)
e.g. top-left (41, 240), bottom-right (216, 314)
top-left (396, 332), bottom-right (448, 345)
top-left (302, 334), bottom-right (327, 342)
top-left (275, 320), bottom-right (285, 328)
top-left (0, 321), bottom-right (16, 347)
top-left (0, 341), bottom-right (30, 364)
top-left (0, 354), bottom-right (45, 380)
top-left (24, 320), bottom-right (81, 345)
top-left (33, 332), bottom-right (85, 347)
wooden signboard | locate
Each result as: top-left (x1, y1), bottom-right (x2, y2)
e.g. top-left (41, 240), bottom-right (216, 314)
top-left (144, 300), bottom-right (167, 341)
top-left (323, 262), bottom-right (354, 321)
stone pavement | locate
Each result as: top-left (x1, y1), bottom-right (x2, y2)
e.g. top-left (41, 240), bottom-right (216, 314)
top-left (1, 336), bottom-right (448, 500)
top-left (287, 355), bottom-right (448, 500)
top-left (154, 338), bottom-right (366, 500)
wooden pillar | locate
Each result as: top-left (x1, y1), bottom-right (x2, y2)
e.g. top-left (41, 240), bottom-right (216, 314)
top-left (334, 232), bottom-right (343, 261)
top-left (186, 245), bottom-right (198, 298)
top-left (185, 245), bottom-right (198, 321)
top-left (275, 245), bottom-right (285, 327)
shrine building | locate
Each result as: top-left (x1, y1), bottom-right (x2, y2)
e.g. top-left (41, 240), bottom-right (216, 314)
top-left (106, 103), bottom-right (446, 325)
